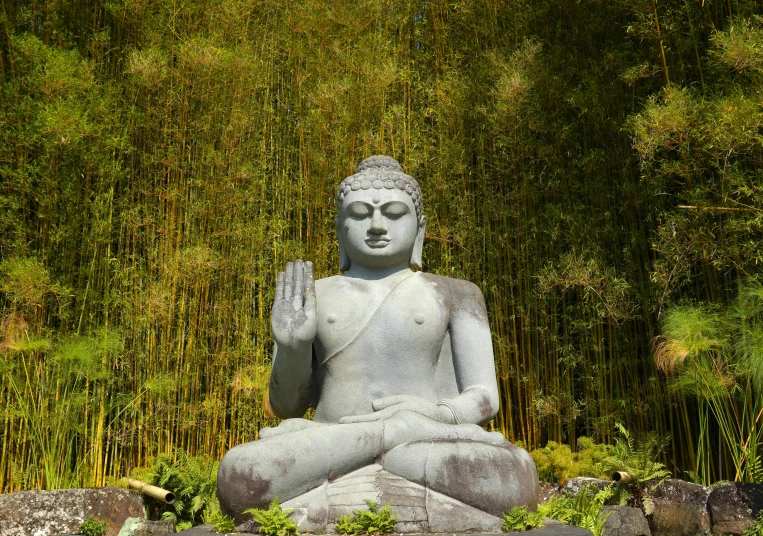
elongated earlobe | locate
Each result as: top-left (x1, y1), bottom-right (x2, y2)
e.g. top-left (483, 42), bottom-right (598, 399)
top-left (410, 218), bottom-right (426, 271)
top-left (336, 218), bottom-right (351, 271)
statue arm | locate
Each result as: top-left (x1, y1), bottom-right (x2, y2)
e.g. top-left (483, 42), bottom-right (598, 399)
top-left (443, 281), bottom-right (500, 426)
top-left (269, 341), bottom-right (315, 418)
top-left (268, 260), bottom-right (318, 419)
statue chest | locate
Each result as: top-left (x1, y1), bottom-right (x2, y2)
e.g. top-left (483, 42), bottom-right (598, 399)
top-left (313, 276), bottom-right (450, 371)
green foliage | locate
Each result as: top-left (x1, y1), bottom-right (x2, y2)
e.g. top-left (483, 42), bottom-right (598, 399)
top-left (80, 516), bottom-right (109, 536)
top-left (502, 505), bottom-right (545, 531)
top-left (538, 485), bottom-right (615, 536)
top-left (335, 500), bottom-right (398, 535)
top-left (743, 511), bottom-right (763, 536)
top-left (3, 0), bottom-right (763, 493)
top-left (0, 300), bottom-right (127, 489)
top-left (131, 449), bottom-right (219, 531)
top-left (595, 423), bottom-right (671, 484)
top-left (531, 438), bottom-right (613, 484)
top-left (244, 497), bottom-right (298, 536)
top-left (204, 509), bottom-right (237, 534)
top-left (657, 279), bottom-right (763, 483)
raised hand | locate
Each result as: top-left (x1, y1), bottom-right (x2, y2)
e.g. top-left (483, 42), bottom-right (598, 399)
top-left (271, 259), bottom-right (318, 349)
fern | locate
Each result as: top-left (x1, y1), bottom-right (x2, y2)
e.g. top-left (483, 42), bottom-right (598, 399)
top-left (743, 511), bottom-right (763, 536)
top-left (130, 448), bottom-right (220, 531)
top-left (537, 484), bottom-right (613, 536)
top-left (502, 505), bottom-right (545, 531)
top-left (244, 496), bottom-right (298, 536)
top-left (204, 509), bottom-right (237, 534)
top-left (595, 423), bottom-right (671, 484)
top-left (335, 499), bottom-right (397, 535)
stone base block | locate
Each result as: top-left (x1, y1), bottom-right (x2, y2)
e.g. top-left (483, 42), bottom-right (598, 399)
top-left (281, 464), bottom-right (505, 533)
top-left (0, 487), bottom-right (145, 536)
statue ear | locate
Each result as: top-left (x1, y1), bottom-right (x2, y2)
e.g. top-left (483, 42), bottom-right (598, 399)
top-left (336, 218), bottom-right (351, 271)
top-left (409, 217), bottom-right (426, 271)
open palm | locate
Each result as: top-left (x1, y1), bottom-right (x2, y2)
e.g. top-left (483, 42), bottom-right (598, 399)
top-left (271, 259), bottom-right (317, 348)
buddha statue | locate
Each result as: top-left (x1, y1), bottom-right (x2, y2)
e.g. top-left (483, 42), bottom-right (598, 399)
top-left (218, 156), bottom-right (538, 532)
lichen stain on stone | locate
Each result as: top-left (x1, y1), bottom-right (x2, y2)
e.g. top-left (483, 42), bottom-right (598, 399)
top-left (220, 468), bottom-right (272, 522)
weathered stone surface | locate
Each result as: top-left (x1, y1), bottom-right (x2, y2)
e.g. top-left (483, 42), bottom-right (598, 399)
top-left (282, 464), bottom-right (504, 533)
top-left (174, 524), bottom-right (234, 535)
top-left (118, 517), bottom-right (175, 536)
top-left (562, 477), bottom-right (612, 495)
top-left (509, 521), bottom-right (593, 535)
top-left (0, 487), bottom-right (145, 536)
top-left (709, 482), bottom-right (763, 535)
top-left (650, 479), bottom-right (711, 536)
top-left (539, 482), bottom-right (561, 504)
top-left (235, 519), bottom-right (259, 533)
top-left (601, 505), bottom-right (651, 536)
top-left (424, 483), bottom-right (504, 533)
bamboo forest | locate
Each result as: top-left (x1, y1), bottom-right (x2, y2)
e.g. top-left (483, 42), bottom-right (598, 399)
top-left (1, 0), bottom-right (763, 494)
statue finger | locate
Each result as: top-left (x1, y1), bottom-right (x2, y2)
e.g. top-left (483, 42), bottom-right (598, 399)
top-left (304, 261), bottom-right (315, 292)
top-left (284, 262), bottom-right (294, 300)
top-left (276, 272), bottom-right (285, 301)
top-left (293, 259), bottom-right (305, 309)
top-left (303, 261), bottom-right (317, 314)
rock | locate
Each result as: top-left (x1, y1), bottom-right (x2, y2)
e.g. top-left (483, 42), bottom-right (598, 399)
top-left (0, 487), bottom-right (145, 536)
top-left (235, 519), bottom-right (259, 533)
top-left (708, 482), bottom-right (763, 535)
top-left (650, 479), bottom-right (711, 536)
top-left (539, 482), bottom-right (561, 504)
top-left (601, 505), bottom-right (651, 536)
top-left (506, 521), bottom-right (593, 535)
top-left (118, 518), bottom-right (175, 535)
top-left (563, 477), bottom-right (612, 495)
top-left (174, 524), bottom-right (229, 535)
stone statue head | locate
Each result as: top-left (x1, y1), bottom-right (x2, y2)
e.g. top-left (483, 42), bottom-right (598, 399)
top-left (336, 156), bottom-right (426, 271)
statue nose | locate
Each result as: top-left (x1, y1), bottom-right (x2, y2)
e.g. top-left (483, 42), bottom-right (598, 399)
top-left (369, 210), bottom-right (386, 234)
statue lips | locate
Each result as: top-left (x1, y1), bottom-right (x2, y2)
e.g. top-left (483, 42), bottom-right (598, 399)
top-left (365, 236), bottom-right (391, 248)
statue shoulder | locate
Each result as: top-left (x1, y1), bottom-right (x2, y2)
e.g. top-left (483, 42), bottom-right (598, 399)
top-left (418, 273), bottom-right (487, 319)
top-left (314, 274), bottom-right (343, 295)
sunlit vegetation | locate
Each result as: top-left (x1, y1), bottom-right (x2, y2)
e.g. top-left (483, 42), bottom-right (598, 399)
top-left (1, 0), bottom-right (762, 491)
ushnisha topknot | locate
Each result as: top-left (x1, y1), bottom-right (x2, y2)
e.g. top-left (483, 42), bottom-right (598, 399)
top-left (337, 155), bottom-right (424, 223)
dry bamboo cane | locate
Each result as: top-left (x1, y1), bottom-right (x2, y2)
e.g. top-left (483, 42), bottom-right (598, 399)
top-left (126, 478), bottom-right (176, 504)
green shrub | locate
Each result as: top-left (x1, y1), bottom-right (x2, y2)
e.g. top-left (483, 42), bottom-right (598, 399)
top-left (335, 500), bottom-right (397, 535)
top-left (243, 496), bottom-right (298, 536)
top-left (502, 505), bottom-right (544, 531)
top-left (594, 423), bottom-right (671, 485)
top-left (129, 448), bottom-right (220, 531)
top-left (80, 516), bottom-right (109, 536)
top-left (204, 509), bottom-right (237, 533)
top-left (530, 437), bottom-right (612, 484)
top-left (743, 511), bottom-right (763, 536)
top-left (537, 484), bottom-right (617, 536)
top-left (594, 423), bottom-right (671, 514)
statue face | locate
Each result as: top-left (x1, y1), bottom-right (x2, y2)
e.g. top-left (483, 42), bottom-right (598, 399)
top-left (338, 187), bottom-right (420, 270)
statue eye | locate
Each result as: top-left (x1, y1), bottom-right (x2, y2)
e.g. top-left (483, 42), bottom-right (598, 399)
top-left (347, 202), bottom-right (371, 218)
top-left (383, 202), bottom-right (409, 219)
